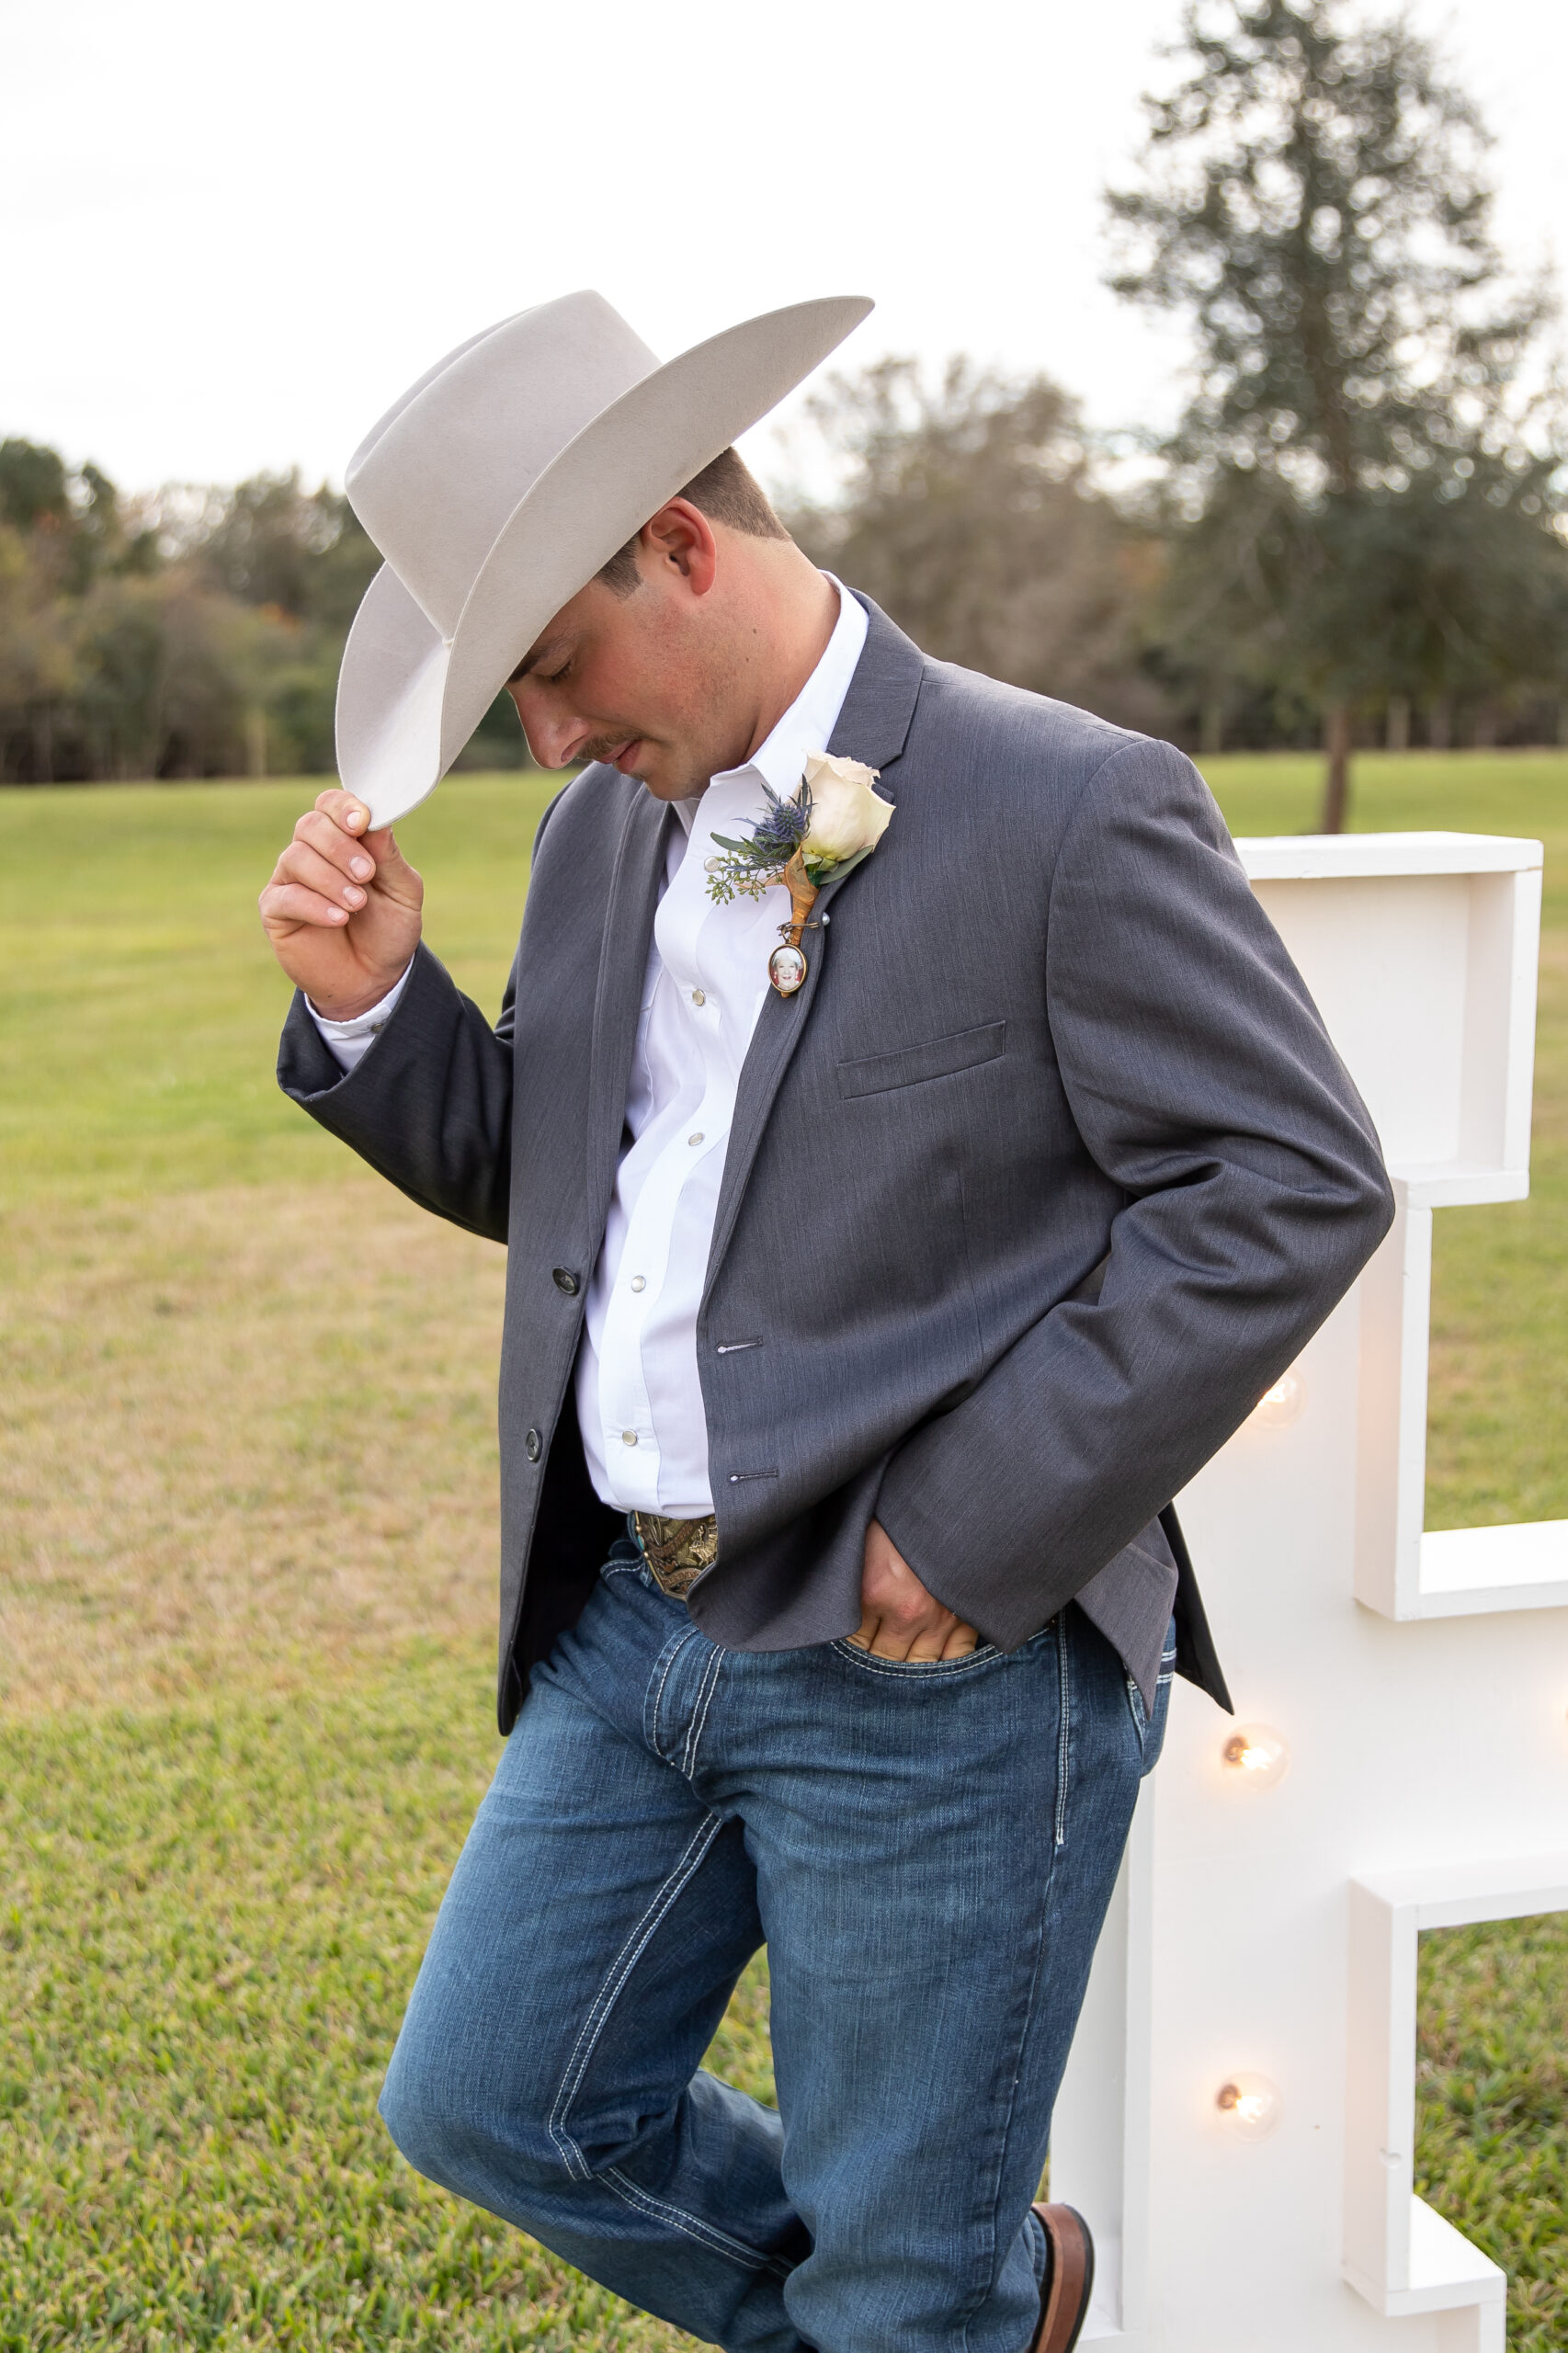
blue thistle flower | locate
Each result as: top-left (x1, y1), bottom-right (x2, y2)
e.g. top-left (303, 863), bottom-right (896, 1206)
top-left (705, 777), bottom-right (817, 904)
top-left (747, 780), bottom-right (810, 860)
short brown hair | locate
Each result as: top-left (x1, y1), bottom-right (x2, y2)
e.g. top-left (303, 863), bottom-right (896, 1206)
top-left (597, 446), bottom-right (789, 596)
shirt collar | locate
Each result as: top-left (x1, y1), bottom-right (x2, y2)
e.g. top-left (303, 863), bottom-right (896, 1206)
top-left (672, 575), bottom-right (868, 835)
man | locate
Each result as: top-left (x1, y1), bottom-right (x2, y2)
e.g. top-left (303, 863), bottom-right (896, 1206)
top-left (262, 291), bottom-right (1393, 2353)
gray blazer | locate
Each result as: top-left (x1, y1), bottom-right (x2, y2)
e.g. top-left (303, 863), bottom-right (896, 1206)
top-left (278, 597), bottom-right (1393, 1733)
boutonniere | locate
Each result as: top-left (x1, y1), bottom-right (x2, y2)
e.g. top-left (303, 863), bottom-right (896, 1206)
top-left (704, 752), bottom-right (895, 996)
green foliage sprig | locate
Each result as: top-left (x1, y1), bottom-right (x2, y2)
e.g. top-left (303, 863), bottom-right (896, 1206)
top-left (703, 776), bottom-right (876, 906)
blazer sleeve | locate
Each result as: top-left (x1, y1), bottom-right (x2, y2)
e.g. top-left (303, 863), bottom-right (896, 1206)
top-left (873, 736), bottom-right (1397, 1649)
top-left (271, 787), bottom-right (576, 1243)
top-left (276, 939), bottom-right (517, 1244)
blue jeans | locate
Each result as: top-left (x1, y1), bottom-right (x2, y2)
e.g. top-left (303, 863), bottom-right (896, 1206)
top-left (381, 1542), bottom-right (1172, 2353)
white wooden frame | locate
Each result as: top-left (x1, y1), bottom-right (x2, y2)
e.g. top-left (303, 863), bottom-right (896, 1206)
top-left (1045, 831), bottom-right (1567, 2352)
top-left (1345, 1855), bottom-right (1568, 2347)
top-left (1354, 1188), bottom-right (1568, 1620)
top-left (1242, 836), bottom-right (1560, 1621)
top-left (1240, 834), bottom-right (1540, 1212)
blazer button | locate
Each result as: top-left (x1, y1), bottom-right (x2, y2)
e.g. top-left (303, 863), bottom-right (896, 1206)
top-left (551, 1267), bottom-right (580, 1295)
top-left (525, 1427), bottom-right (541, 1462)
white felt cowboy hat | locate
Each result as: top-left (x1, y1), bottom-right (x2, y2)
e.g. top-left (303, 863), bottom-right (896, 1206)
top-left (335, 290), bottom-right (873, 825)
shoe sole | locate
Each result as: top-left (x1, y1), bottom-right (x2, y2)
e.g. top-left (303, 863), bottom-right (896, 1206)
top-left (1031, 2201), bottom-right (1095, 2353)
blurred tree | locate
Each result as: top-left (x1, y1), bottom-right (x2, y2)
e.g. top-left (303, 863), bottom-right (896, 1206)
top-left (0, 438), bottom-right (153, 603)
top-left (1108, 0), bottom-right (1568, 824)
top-left (455, 688), bottom-right (533, 771)
top-left (187, 469), bottom-right (379, 626)
top-left (176, 472), bottom-right (381, 772)
top-left (69, 463), bottom-right (128, 594)
top-left (0, 439), bottom-right (71, 531)
top-left (68, 575), bottom-right (222, 779)
top-left (785, 358), bottom-right (1173, 735)
top-left (170, 471), bottom-right (530, 773)
top-left (0, 446), bottom-right (320, 782)
top-left (0, 520), bottom-right (79, 780)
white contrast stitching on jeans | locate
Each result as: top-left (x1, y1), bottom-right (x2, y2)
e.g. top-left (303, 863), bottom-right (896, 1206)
top-left (829, 1641), bottom-right (1000, 1677)
top-left (1053, 1616), bottom-right (1072, 1850)
top-left (603, 2164), bottom-right (791, 2279)
top-left (681, 1644), bottom-right (725, 1779)
top-left (648, 1625), bottom-right (702, 1761)
top-left (678, 1645), bottom-right (720, 1778)
top-left (547, 1813), bottom-right (723, 2179)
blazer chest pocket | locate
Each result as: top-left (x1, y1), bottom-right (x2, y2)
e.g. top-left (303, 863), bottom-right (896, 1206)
top-left (836, 1021), bottom-right (1006, 1099)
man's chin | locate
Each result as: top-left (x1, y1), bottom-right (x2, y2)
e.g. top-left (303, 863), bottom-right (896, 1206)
top-left (632, 756), bottom-right (711, 802)
top-left (583, 735), bottom-right (707, 801)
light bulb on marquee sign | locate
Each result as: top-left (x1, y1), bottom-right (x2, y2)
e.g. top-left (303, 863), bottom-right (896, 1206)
top-left (1248, 1372), bottom-right (1305, 1429)
top-left (1221, 1723), bottom-right (1290, 1788)
top-left (1215, 2074), bottom-right (1282, 2142)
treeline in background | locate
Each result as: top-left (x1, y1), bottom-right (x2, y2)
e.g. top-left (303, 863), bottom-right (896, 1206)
top-left (5, 0), bottom-right (1568, 829)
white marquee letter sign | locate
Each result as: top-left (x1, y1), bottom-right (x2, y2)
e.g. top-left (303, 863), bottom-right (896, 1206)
top-left (1052, 832), bottom-right (1566, 2351)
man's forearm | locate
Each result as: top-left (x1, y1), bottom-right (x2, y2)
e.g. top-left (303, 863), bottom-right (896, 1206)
top-left (878, 734), bottom-right (1394, 1646)
top-left (278, 942), bottom-right (516, 1245)
top-left (875, 1142), bottom-right (1390, 1648)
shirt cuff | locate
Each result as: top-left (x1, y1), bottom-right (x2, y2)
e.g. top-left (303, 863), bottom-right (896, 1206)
top-left (305, 961), bottom-right (414, 1074)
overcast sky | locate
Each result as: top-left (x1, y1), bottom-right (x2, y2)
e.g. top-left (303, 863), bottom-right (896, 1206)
top-left (5, 0), bottom-right (1566, 500)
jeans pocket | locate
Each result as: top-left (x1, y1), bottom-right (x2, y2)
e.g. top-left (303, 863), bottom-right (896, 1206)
top-left (830, 1638), bottom-right (1002, 1679)
top-left (1127, 1620), bottom-right (1177, 1777)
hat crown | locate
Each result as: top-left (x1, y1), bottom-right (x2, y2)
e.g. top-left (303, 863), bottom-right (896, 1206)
top-left (346, 290), bottom-right (659, 640)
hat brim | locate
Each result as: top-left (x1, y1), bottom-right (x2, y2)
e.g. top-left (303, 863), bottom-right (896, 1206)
top-left (335, 294), bottom-right (871, 826)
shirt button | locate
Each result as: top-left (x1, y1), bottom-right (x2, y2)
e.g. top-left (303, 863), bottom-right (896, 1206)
top-left (621, 1429), bottom-right (639, 1447)
top-left (524, 1427), bottom-right (541, 1462)
top-left (691, 989), bottom-right (706, 1006)
top-left (630, 1275), bottom-right (646, 1293)
top-left (688, 1131), bottom-right (704, 1147)
top-left (551, 1267), bottom-right (580, 1295)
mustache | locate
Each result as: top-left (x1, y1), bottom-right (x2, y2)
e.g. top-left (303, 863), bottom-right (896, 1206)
top-left (577, 731), bottom-right (642, 768)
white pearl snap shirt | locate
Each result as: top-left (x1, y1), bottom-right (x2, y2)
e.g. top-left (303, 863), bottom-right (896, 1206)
top-left (312, 579), bottom-right (868, 1519)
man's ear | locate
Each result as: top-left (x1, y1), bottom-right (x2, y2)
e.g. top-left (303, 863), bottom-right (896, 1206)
top-left (640, 497), bottom-right (720, 597)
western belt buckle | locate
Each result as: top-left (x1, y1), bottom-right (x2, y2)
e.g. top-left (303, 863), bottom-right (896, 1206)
top-left (633, 1511), bottom-right (719, 1599)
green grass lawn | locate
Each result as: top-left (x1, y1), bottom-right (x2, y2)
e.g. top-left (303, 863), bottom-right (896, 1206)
top-left (0, 1662), bottom-right (773, 2352)
top-left (2, 753), bottom-right (1565, 2347)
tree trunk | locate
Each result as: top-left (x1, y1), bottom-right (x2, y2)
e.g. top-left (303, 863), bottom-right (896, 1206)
top-left (244, 707), bottom-right (268, 779)
top-left (1319, 702), bottom-right (1352, 833)
top-left (1385, 694), bottom-right (1410, 753)
top-left (1199, 694), bottom-right (1225, 757)
top-left (1428, 694), bottom-right (1453, 751)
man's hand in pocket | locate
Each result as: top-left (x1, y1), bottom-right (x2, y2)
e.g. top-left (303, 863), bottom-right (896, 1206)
top-left (851, 1521), bottom-right (981, 1661)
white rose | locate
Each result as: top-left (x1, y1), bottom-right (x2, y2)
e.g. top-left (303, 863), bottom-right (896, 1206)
top-left (800, 752), bottom-right (894, 863)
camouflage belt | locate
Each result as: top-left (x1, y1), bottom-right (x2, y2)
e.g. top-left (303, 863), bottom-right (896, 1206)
top-left (632, 1511), bottom-right (719, 1599)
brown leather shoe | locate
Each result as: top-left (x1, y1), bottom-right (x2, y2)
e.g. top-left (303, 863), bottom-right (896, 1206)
top-left (1029, 2202), bottom-right (1095, 2353)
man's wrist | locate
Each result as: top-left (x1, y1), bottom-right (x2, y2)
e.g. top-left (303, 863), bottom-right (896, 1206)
top-left (306, 961), bottom-right (415, 1027)
top-left (308, 984), bottom-right (403, 1023)
top-left (304, 961), bottom-right (416, 1073)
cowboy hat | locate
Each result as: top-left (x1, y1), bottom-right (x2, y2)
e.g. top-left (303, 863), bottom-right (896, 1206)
top-left (335, 290), bottom-right (872, 825)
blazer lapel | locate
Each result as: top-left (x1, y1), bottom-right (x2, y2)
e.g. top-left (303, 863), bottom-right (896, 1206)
top-left (703, 597), bottom-right (926, 1293)
top-left (584, 785), bottom-right (675, 1236)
